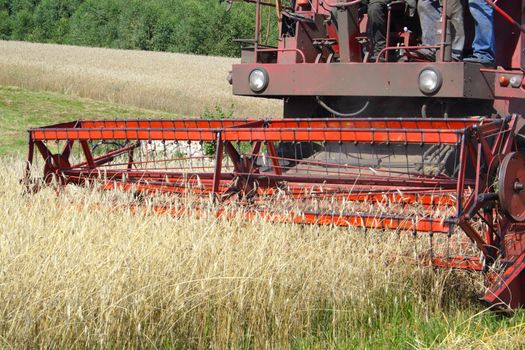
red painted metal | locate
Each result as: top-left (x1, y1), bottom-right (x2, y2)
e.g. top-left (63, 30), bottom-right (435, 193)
top-left (483, 251), bottom-right (525, 308)
top-left (431, 257), bottom-right (484, 271)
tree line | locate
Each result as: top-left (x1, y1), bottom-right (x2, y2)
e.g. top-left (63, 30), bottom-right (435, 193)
top-left (0, 0), bottom-right (264, 57)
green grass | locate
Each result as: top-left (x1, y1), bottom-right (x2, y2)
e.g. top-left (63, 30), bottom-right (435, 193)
top-left (0, 86), bottom-right (170, 155)
top-left (291, 307), bottom-right (525, 349)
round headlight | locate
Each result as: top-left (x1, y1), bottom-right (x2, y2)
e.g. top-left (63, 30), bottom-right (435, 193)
top-left (418, 68), bottom-right (442, 95)
top-left (249, 68), bottom-right (269, 93)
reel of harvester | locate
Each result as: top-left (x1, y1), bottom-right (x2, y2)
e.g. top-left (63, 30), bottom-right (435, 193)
top-left (25, 115), bottom-right (525, 308)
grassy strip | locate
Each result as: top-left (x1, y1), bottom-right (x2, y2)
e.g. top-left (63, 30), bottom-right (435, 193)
top-left (0, 86), bottom-right (169, 155)
top-left (292, 306), bottom-right (525, 349)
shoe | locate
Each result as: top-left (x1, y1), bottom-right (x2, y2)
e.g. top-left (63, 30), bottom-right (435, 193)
top-left (397, 55), bottom-right (409, 63)
top-left (368, 55), bottom-right (386, 63)
top-left (451, 54), bottom-right (462, 62)
top-left (451, 50), bottom-right (463, 62)
top-left (463, 56), bottom-right (496, 67)
top-left (413, 48), bottom-right (436, 61)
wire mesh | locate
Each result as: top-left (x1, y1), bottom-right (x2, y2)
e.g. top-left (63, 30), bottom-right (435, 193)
top-left (26, 117), bottom-right (513, 269)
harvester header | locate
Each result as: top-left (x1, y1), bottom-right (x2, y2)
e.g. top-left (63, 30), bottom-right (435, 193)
top-left (26, 0), bottom-right (525, 308)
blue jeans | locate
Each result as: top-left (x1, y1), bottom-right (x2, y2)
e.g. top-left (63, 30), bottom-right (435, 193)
top-left (469, 0), bottom-right (496, 63)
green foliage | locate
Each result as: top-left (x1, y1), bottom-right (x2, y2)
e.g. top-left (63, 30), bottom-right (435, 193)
top-left (7, 0), bottom-right (37, 14)
top-left (115, 0), bottom-right (160, 50)
top-left (0, 0), bottom-right (264, 57)
top-left (68, 0), bottom-right (120, 47)
top-left (202, 104), bottom-right (235, 156)
top-left (203, 104), bottom-right (235, 120)
top-left (0, 9), bottom-right (11, 39)
top-left (32, 0), bottom-right (81, 42)
top-left (10, 9), bottom-right (33, 39)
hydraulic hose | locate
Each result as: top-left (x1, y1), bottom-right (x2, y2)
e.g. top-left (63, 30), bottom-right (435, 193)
top-left (315, 96), bottom-right (370, 117)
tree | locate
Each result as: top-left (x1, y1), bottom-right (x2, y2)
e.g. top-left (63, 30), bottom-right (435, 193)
top-left (10, 9), bottom-right (33, 40)
top-left (151, 12), bottom-right (178, 52)
top-left (32, 0), bottom-right (82, 42)
top-left (116, 1), bottom-right (160, 50)
top-left (68, 0), bottom-right (121, 47)
top-left (0, 9), bottom-right (11, 39)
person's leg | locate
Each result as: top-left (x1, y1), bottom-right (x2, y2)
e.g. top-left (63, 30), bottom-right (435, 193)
top-left (418, 0), bottom-right (441, 46)
top-left (447, 0), bottom-right (465, 60)
top-left (466, 0), bottom-right (495, 64)
top-left (367, 0), bottom-right (388, 60)
top-left (416, 0), bottom-right (441, 60)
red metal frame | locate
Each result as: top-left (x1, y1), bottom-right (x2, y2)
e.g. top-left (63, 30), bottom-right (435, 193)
top-left (25, 115), bottom-right (525, 308)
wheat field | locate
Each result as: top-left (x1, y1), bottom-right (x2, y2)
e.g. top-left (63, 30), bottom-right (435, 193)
top-left (0, 40), bottom-right (281, 118)
top-left (0, 158), bottom-right (524, 349)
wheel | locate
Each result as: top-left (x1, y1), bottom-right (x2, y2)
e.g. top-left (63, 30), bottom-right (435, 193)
top-left (498, 152), bottom-right (525, 222)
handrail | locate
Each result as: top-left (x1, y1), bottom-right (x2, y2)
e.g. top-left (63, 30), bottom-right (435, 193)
top-left (321, 0), bottom-right (361, 8)
top-left (480, 68), bottom-right (523, 74)
top-left (375, 45), bottom-right (440, 63)
top-left (257, 48), bottom-right (307, 63)
top-left (485, 0), bottom-right (525, 34)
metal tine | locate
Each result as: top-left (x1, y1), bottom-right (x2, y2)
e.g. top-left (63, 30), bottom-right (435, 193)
top-left (299, 134), bottom-right (304, 166)
top-left (187, 140), bottom-right (193, 172)
top-left (152, 135), bottom-right (157, 171)
top-left (163, 139), bottom-right (168, 173)
top-left (199, 140), bottom-right (204, 174)
top-left (386, 142), bottom-right (392, 178)
top-left (174, 140), bottom-right (183, 176)
top-left (412, 221), bottom-right (420, 264)
top-left (452, 140), bottom-right (461, 177)
top-left (420, 140), bottom-right (426, 177)
top-left (55, 139), bottom-right (60, 158)
top-left (371, 128), bottom-right (378, 174)
top-left (384, 126), bottom-right (391, 177)
top-left (356, 141), bottom-right (362, 176)
top-left (429, 231), bottom-right (434, 261)
top-left (437, 146), bottom-right (452, 174)
top-left (420, 129), bottom-right (426, 177)
top-left (137, 139), bottom-right (144, 172)
top-left (404, 129), bottom-right (411, 179)
top-left (294, 137), bottom-right (299, 176)
top-left (324, 139), bottom-right (330, 178)
top-left (338, 140), bottom-right (343, 178)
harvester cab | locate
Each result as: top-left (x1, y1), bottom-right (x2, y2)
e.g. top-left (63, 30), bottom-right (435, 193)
top-left (26, 0), bottom-right (525, 309)
top-left (230, 0), bottom-right (523, 119)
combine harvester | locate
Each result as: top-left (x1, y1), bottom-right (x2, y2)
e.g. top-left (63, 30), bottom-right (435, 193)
top-left (25, 0), bottom-right (525, 308)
